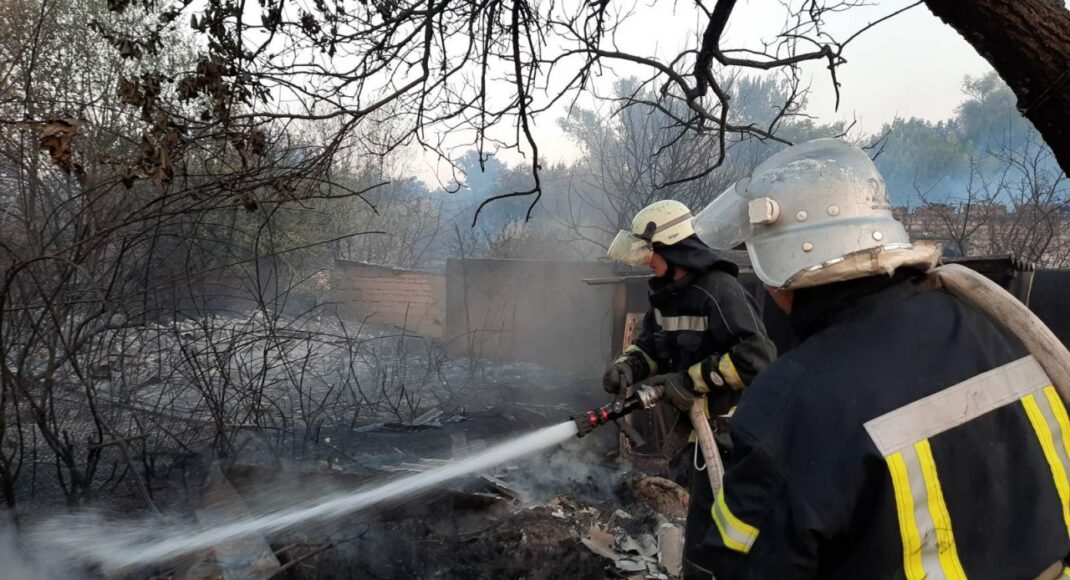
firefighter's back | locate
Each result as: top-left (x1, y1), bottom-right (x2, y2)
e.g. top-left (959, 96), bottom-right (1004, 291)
top-left (733, 273), bottom-right (1070, 579)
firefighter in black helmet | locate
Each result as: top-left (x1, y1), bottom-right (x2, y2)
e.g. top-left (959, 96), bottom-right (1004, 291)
top-left (604, 199), bottom-right (777, 578)
top-left (691, 138), bottom-right (1070, 578)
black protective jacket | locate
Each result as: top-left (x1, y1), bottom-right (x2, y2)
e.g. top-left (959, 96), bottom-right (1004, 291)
top-left (705, 270), bottom-right (1070, 579)
top-left (626, 237), bottom-right (776, 579)
top-left (629, 238), bottom-right (776, 413)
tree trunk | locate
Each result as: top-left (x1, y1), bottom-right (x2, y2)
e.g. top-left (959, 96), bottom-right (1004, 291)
top-left (924, 0), bottom-right (1070, 174)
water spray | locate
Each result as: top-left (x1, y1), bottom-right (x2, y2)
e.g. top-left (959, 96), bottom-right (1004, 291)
top-left (36, 385), bottom-right (670, 573)
top-left (39, 422), bottom-right (582, 572)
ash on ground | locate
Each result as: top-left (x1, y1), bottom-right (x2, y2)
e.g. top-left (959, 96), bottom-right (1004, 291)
top-left (210, 463), bottom-right (688, 580)
top-left (9, 310), bottom-right (688, 579)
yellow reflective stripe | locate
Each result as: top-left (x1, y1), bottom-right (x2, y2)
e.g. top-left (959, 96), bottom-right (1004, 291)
top-left (915, 440), bottom-right (967, 579)
top-left (1023, 391), bottom-right (1070, 537)
top-left (1043, 385), bottom-right (1070, 470)
top-left (886, 442), bottom-right (966, 580)
top-left (710, 487), bottom-right (759, 554)
top-left (688, 362), bottom-right (709, 393)
top-left (624, 344), bottom-right (658, 375)
top-left (718, 354), bottom-right (745, 391)
top-left (1044, 384), bottom-right (1070, 537)
top-left (887, 451), bottom-right (926, 580)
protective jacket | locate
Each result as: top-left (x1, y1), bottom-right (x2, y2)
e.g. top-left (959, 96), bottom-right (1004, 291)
top-left (623, 237), bottom-right (776, 578)
top-left (705, 270), bottom-right (1070, 579)
top-left (628, 237), bottom-right (776, 415)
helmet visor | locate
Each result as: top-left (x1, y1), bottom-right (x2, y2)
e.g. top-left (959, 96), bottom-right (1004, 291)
top-left (692, 180), bottom-right (755, 250)
top-left (606, 230), bottom-right (653, 266)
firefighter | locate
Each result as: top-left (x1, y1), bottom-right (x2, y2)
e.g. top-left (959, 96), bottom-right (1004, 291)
top-left (603, 199), bottom-right (777, 578)
top-left (690, 138), bottom-right (1070, 578)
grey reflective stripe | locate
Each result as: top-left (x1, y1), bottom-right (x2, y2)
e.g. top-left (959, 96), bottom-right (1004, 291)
top-left (1030, 389), bottom-right (1070, 493)
top-left (654, 310), bottom-right (708, 332)
top-left (899, 444), bottom-right (948, 580)
top-left (886, 440), bottom-right (967, 579)
top-left (1025, 387), bottom-right (1070, 540)
top-left (865, 356), bottom-right (1050, 456)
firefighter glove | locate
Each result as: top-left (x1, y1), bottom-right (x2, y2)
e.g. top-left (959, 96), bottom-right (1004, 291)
top-left (647, 372), bottom-right (698, 411)
top-left (603, 353), bottom-right (646, 394)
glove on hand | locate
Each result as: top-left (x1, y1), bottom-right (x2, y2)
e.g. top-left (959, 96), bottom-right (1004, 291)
top-left (602, 354), bottom-right (645, 394)
top-left (647, 372), bottom-right (698, 411)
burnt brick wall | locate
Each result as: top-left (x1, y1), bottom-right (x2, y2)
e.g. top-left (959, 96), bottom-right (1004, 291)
top-left (329, 260), bottom-right (446, 337)
top-left (445, 259), bottom-right (617, 375)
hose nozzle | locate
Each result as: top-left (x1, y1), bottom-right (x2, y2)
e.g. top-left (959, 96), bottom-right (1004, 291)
top-left (571, 384), bottom-right (663, 438)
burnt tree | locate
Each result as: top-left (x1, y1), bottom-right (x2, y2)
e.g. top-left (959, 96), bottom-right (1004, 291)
top-left (925, 0), bottom-right (1070, 174)
top-left (20, 0), bottom-right (916, 223)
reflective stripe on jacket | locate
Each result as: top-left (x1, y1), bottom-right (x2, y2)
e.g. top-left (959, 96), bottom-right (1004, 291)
top-left (706, 271), bottom-right (1070, 579)
top-left (631, 268), bottom-right (776, 414)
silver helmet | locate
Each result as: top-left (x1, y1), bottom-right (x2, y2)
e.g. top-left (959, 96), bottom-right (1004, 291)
top-left (693, 138), bottom-right (939, 289)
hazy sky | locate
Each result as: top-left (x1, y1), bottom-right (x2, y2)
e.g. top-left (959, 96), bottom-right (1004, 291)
top-left (778, 2), bottom-right (992, 126)
top-left (417, 0), bottom-right (995, 181)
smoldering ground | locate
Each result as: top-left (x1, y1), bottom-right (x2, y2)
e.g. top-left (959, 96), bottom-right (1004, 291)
top-left (28, 422), bottom-right (583, 574)
top-left (504, 438), bottom-right (632, 505)
top-left (0, 521), bottom-right (93, 580)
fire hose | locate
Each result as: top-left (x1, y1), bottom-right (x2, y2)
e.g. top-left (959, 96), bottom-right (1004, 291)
top-left (567, 264), bottom-right (1070, 504)
top-left (563, 264), bottom-right (1070, 580)
top-left (927, 264), bottom-right (1070, 580)
top-left (571, 384), bottom-right (724, 496)
top-left (927, 264), bottom-right (1070, 406)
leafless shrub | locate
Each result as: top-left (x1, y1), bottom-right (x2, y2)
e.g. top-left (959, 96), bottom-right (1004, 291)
top-left (906, 132), bottom-right (1070, 267)
top-left (0, 0), bottom-right (442, 508)
top-left (20, 0), bottom-right (923, 223)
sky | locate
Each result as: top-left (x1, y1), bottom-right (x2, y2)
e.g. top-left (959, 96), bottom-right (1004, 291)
top-left (776, 2), bottom-right (992, 127)
top-left (416, 0), bottom-right (995, 182)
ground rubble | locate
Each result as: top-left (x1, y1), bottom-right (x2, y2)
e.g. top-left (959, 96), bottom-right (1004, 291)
top-left (175, 462), bottom-right (688, 580)
top-left (438, 484), bottom-right (687, 580)
top-left (18, 311), bottom-right (681, 579)
top-left (159, 381), bottom-right (688, 580)
top-left (286, 484), bottom-right (686, 580)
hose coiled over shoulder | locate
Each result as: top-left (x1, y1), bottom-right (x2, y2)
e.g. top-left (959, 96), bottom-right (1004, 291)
top-left (927, 263), bottom-right (1070, 406)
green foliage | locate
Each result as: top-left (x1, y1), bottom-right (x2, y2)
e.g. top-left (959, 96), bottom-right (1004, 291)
top-left (873, 118), bottom-right (967, 205)
top-left (957, 73), bottom-right (1034, 149)
top-left (872, 72), bottom-right (1056, 207)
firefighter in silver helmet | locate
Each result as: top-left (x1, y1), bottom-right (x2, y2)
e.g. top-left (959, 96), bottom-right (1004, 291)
top-left (604, 199), bottom-right (777, 578)
top-left (691, 138), bottom-right (1070, 578)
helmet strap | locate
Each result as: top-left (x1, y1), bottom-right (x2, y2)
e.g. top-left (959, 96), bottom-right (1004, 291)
top-left (639, 221), bottom-right (657, 242)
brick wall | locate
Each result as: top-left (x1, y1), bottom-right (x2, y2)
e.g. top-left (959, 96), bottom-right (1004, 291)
top-left (329, 260), bottom-right (446, 337)
top-left (445, 259), bottom-right (617, 375)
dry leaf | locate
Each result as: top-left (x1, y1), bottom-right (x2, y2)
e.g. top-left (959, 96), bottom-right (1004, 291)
top-left (118, 76), bottom-right (142, 106)
top-left (33, 118), bottom-right (88, 186)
